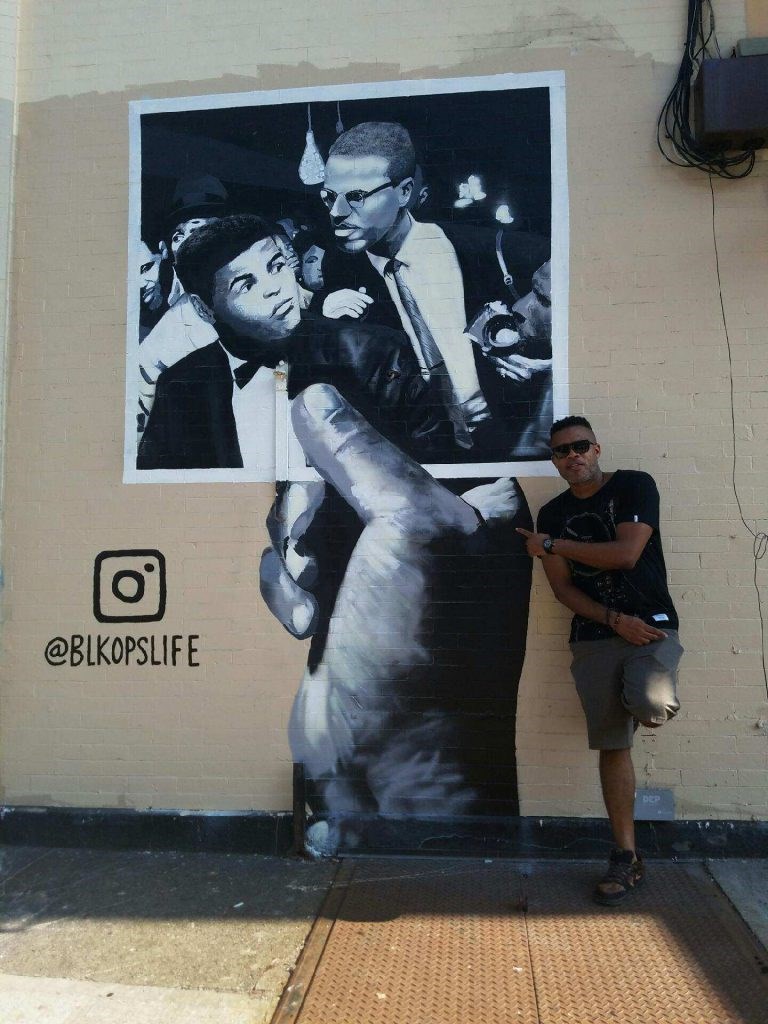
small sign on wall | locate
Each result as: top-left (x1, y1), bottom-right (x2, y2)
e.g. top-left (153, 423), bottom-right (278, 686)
top-left (634, 787), bottom-right (675, 821)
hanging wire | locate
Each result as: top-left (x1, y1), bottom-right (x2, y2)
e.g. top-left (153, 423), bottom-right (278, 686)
top-left (657, 0), bottom-right (760, 178)
top-left (709, 175), bottom-right (768, 698)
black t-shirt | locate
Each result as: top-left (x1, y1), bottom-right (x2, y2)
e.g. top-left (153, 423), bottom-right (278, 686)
top-left (537, 469), bottom-right (678, 642)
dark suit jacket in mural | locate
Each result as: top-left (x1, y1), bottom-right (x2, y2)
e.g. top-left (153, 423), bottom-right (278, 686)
top-left (136, 315), bottom-right (456, 470)
top-left (315, 223), bottom-right (552, 461)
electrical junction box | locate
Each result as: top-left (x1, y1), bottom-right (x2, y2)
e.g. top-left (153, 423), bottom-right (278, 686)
top-left (694, 55), bottom-right (768, 149)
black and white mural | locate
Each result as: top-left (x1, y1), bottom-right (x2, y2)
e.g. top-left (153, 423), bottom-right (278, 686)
top-left (125, 73), bottom-right (568, 843)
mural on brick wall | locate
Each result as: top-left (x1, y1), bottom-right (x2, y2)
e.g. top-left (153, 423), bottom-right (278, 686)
top-left (126, 73), bottom-right (568, 844)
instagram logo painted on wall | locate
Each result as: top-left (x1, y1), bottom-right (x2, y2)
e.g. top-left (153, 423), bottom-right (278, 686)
top-left (93, 550), bottom-right (166, 623)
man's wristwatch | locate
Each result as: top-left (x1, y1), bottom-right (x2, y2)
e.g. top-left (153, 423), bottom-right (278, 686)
top-left (542, 536), bottom-right (555, 554)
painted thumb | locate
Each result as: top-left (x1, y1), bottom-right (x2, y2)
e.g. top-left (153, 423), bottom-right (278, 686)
top-left (291, 383), bottom-right (455, 526)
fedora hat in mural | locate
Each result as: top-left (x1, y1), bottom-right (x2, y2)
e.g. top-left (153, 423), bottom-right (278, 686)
top-left (166, 173), bottom-right (229, 228)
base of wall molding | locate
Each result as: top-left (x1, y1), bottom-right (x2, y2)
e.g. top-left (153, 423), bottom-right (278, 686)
top-left (0, 806), bottom-right (293, 855)
top-left (1, 806), bottom-right (766, 859)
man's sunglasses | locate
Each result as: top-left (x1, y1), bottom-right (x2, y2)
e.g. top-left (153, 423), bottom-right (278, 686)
top-left (550, 439), bottom-right (596, 459)
top-left (319, 179), bottom-right (401, 210)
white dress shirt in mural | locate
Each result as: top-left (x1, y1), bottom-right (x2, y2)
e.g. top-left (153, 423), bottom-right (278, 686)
top-left (222, 346), bottom-right (276, 478)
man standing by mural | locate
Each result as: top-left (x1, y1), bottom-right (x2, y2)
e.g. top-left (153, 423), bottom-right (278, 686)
top-left (518, 417), bottom-right (683, 904)
top-left (318, 121), bottom-right (551, 460)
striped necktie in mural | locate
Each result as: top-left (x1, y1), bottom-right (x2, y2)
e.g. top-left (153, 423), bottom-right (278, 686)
top-left (385, 258), bottom-right (473, 450)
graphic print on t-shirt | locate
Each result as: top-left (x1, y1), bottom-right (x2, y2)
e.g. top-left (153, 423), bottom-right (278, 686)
top-left (563, 509), bottom-right (613, 578)
top-left (562, 501), bottom-right (636, 611)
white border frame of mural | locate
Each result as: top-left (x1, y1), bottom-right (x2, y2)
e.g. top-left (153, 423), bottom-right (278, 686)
top-left (124, 70), bottom-right (568, 484)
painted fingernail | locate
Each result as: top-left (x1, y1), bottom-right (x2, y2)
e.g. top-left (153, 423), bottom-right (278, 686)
top-left (302, 383), bottom-right (342, 418)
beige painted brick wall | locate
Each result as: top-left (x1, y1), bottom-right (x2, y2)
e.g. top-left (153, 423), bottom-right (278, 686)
top-left (747, 0), bottom-right (768, 35)
top-left (1, 0), bottom-right (767, 819)
top-left (0, 0), bottom-right (19, 545)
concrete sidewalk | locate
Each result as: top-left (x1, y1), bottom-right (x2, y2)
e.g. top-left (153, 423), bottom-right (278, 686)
top-left (1, 846), bottom-right (337, 1023)
top-left (2, 845), bottom-right (767, 1023)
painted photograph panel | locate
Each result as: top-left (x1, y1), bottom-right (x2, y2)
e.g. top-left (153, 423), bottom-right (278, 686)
top-left (125, 72), bottom-right (567, 483)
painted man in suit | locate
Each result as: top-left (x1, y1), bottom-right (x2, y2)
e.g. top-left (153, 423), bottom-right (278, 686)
top-left (316, 121), bottom-right (552, 461)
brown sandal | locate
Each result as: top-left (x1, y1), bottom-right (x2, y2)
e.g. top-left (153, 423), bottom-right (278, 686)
top-left (594, 848), bottom-right (644, 906)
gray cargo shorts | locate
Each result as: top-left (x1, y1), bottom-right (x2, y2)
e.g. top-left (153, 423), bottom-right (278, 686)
top-left (569, 630), bottom-right (683, 750)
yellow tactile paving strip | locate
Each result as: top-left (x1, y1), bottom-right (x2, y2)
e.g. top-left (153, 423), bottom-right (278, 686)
top-left (524, 861), bottom-right (768, 1024)
top-left (285, 859), bottom-right (768, 1024)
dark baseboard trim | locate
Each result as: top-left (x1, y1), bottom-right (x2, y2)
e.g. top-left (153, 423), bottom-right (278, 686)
top-left (0, 806), bottom-right (294, 855)
top-left (328, 814), bottom-right (768, 859)
top-left (1, 806), bottom-right (766, 858)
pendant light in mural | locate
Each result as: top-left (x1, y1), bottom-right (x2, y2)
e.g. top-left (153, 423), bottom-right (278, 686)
top-left (467, 174), bottom-right (486, 201)
top-left (299, 104), bottom-right (325, 185)
top-left (454, 182), bottom-right (473, 208)
top-left (335, 101), bottom-right (345, 135)
top-left (454, 173), bottom-right (487, 208)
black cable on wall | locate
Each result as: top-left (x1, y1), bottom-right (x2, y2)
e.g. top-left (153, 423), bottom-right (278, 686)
top-left (657, 0), bottom-right (759, 178)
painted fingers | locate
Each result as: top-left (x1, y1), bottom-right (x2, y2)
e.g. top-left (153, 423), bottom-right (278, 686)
top-left (321, 287), bottom-right (374, 319)
top-left (291, 384), bottom-right (479, 538)
top-left (260, 480), bottom-right (326, 639)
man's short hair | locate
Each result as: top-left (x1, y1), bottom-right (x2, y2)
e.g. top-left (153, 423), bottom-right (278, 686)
top-left (328, 122), bottom-right (417, 183)
top-left (175, 215), bottom-right (275, 307)
top-left (550, 415), bottom-right (595, 439)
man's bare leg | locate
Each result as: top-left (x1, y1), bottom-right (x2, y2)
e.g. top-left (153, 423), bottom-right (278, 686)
top-left (599, 748), bottom-right (636, 853)
top-left (595, 747), bottom-right (645, 903)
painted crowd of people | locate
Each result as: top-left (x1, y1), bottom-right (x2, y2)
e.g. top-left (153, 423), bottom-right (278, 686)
top-left (135, 121), bottom-right (553, 471)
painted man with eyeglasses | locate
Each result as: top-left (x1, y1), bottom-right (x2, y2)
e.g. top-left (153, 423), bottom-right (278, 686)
top-left (317, 121), bottom-right (552, 461)
top-left (318, 121), bottom-right (492, 451)
top-left (517, 415), bottom-right (683, 906)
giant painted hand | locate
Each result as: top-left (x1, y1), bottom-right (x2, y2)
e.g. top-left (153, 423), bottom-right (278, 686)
top-left (260, 383), bottom-right (533, 827)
